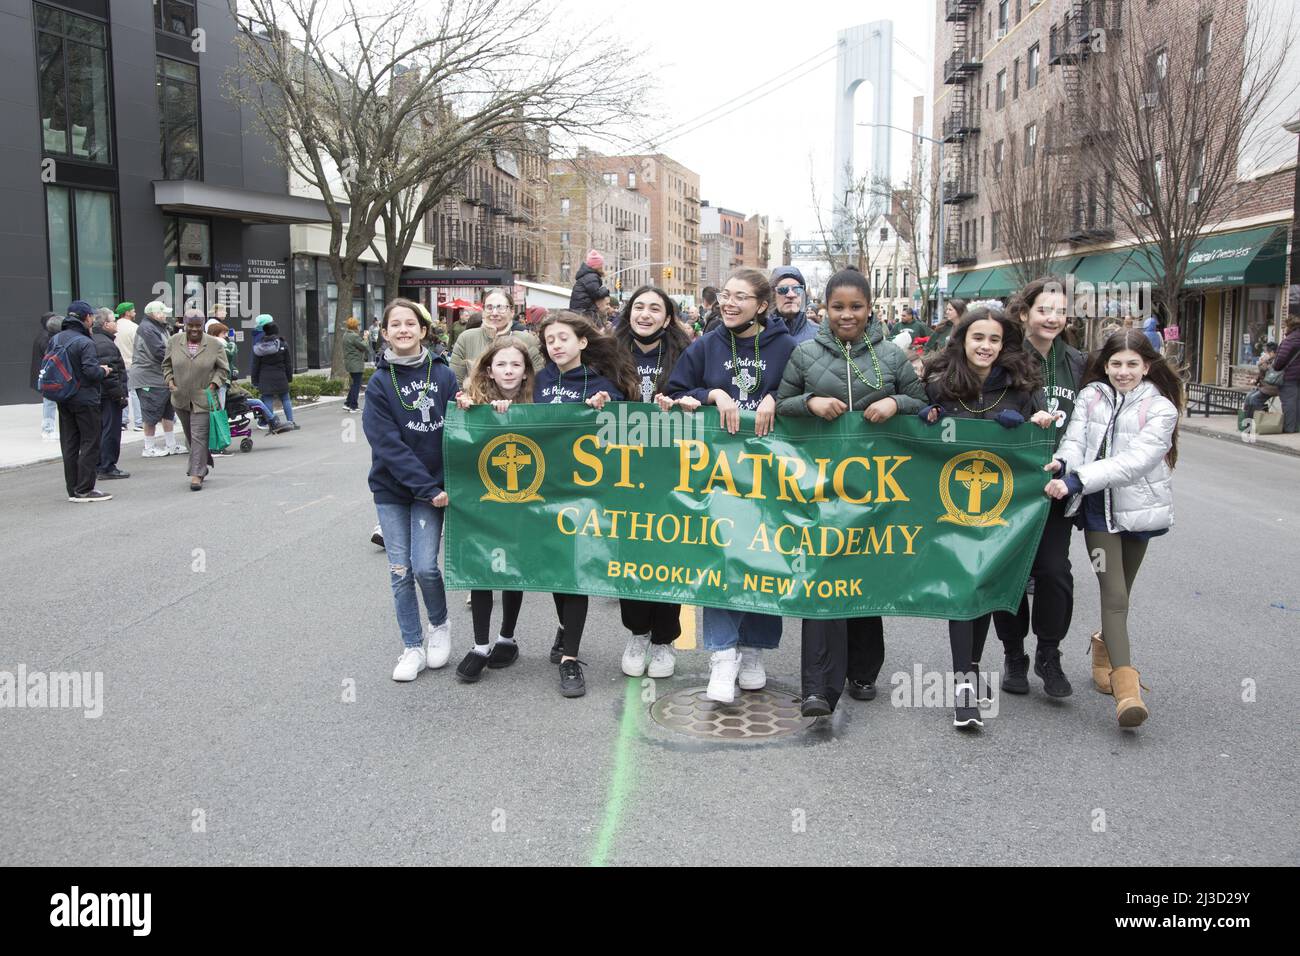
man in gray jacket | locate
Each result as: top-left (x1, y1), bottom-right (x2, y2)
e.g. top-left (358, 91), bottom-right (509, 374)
top-left (130, 300), bottom-right (185, 457)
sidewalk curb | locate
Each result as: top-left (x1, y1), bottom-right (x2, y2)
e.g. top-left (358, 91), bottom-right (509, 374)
top-left (1180, 419), bottom-right (1300, 459)
top-left (0, 395), bottom-right (347, 475)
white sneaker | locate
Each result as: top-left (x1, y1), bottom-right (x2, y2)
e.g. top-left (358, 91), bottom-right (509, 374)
top-left (41, 432), bottom-right (57, 441)
top-left (425, 620), bottom-right (452, 669)
top-left (738, 648), bottom-right (767, 690)
top-left (706, 649), bottom-right (742, 703)
top-left (392, 645), bottom-right (427, 681)
top-left (141, 446), bottom-right (168, 458)
top-left (621, 633), bottom-right (651, 677)
top-left (168, 444), bottom-right (188, 455)
top-left (647, 643), bottom-right (676, 678)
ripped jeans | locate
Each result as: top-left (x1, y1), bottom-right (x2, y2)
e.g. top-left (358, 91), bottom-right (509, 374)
top-left (375, 500), bottom-right (448, 648)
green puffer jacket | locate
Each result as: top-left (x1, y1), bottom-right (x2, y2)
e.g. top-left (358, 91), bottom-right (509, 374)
top-left (776, 320), bottom-right (928, 416)
top-left (343, 330), bottom-right (369, 374)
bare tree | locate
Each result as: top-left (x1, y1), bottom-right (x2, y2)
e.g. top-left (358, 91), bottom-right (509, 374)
top-left (988, 120), bottom-right (1073, 287)
top-left (809, 161), bottom-right (893, 289)
top-left (228, 0), bottom-right (648, 375)
top-left (891, 145), bottom-right (942, 324)
top-left (1075, 0), bottom-right (1296, 324)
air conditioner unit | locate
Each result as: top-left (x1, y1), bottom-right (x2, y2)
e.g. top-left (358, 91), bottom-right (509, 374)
top-left (995, 26), bottom-right (1009, 41)
top-left (1140, 92), bottom-right (1159, 109)
top-left (1187, 187), bottom-right (1200, 204)
top-left (1133, 201), bottom-right (1151, 215)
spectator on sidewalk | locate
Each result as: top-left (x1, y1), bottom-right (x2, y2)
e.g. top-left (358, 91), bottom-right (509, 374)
top-left (131, 300), bottom-right (186, 458)
top-left (568, 249), bottom-right (609, 319)
top-left (164, 311), bottom-right (229, 491)
top-left (1273, 315), bottom-right (1300, 433)
top-left (114, 302), bottom-right (141, 430)
top-left (91, 309), bottom-right (130, 481)
top-left (47, 301), bottom-right (112, 502)
top-left (31, 311), bottom-right (60, 440)
top-left (251, 321), bottom-right (297, 429)
top-left (343, 316), bottom-right (368, 412)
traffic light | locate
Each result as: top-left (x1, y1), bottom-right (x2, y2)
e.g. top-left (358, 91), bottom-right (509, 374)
top-left (615, 278), bottom-right (622, 291)
top-left (663, 266), bottom-right (673, 281)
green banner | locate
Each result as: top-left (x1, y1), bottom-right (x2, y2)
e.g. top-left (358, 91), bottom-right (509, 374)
top-left (443, 404), bottom-right (1053, 620)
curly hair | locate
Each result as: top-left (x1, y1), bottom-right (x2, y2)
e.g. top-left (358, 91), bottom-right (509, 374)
top-left (465, 335), bottom-right (538, 404)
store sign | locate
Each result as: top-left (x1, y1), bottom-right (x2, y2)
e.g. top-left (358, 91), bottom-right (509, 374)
top-left (247, 259), bottom-right (286, 284)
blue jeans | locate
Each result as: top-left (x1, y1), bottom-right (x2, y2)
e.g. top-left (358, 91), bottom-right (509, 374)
top-left (701, 608), bottom-right (783, 652)
top-left (41, 398), bottom-right (57, 435)
top-left (268, 392), bottom-right (295, 423)
top-left (376, 500), bottom-right (448, 648)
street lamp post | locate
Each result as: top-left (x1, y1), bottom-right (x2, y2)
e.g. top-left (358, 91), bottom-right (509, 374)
top-left (857, 122), bottom-right (946, 326)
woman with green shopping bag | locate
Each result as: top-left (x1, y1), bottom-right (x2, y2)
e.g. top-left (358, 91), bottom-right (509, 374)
top-left (163, 311), bottom-right (229, 491)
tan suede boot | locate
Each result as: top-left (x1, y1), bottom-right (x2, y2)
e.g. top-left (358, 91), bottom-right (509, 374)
top-left (1090, 632), bottom-right (1112, 695)
top-left (1110, 666), bottom-right (1148, 728)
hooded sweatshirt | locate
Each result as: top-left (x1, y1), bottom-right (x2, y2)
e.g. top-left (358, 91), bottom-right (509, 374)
top-left (362, 348), bottom-right (459, 504)
top-left (770, 266), bottom-right (817, 344)
top-left (1029, 339), bottom-right (1085, 448)
top-left (1142, 316), bottom-right (1162, 351)
top-left (534, 363), bottom-right (625, 404)
top-left (666, 314), bottom-right (795, 411)
top-left (251, 334), bottom-right (293, 394)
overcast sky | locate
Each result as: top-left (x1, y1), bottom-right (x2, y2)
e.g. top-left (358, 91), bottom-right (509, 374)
top-left (567, 0), bottom-right (937, 241)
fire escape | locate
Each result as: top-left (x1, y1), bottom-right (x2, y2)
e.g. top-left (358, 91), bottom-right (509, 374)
top-left (942, 0), bottom-right (982, 266)
top-left (1049, 0), bottom-right (1124, 243)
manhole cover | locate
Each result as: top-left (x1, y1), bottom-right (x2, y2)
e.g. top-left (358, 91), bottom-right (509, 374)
top-left (650, 687), bottom-right (813, 741)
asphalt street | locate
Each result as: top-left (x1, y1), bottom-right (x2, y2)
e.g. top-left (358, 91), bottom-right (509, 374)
top-left (1, 401), bottom-right (1296, 866)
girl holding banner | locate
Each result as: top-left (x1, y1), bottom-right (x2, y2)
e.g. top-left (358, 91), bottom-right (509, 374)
top-left (363, 299), bottom-right (460, 683)
top-left (919, 305), bottom-right (1056, 728)
top-left (452, 335), bottom-right (539, 683)
top-left (775, 267), bottom-right (928, 717)
top-left (1045, 330), bottom-right (1182, 728)
top-left (665, 269), bottom-right (796, 703)
top-left (535, 312), bottom-right (638, 698)
top-left (613, 287), bottom-right (693, 680)
top-left (993, 277), bottom-right (1086, 698)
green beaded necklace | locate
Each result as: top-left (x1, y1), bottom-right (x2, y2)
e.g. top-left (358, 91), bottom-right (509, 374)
top-left (839, 336), bottom-right (884, 390)
top-left (728, 330), bottom-right (761, 399)
top-left (388, 349), bottom-right (434, 411)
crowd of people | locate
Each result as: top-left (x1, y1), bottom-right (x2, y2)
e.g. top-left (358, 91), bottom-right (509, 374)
top-left (360, 257), bottom-right (1185, 733)
top-left (32, 299), bottom-right (305, 500)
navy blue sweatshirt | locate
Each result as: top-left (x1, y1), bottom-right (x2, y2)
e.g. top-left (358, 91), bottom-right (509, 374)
top-left (534, 363), bottom-right (625, 404)
top-left (665, 315), bottom-right (795, 411)
top-left (362, 349), bottom-right (459, 504)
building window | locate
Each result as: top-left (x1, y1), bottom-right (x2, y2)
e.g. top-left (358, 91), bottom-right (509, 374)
top-left (1027, 44), bottom-right (1040, 89)
top-left (35, 4), bottom-right (113, 165)
top-left (993, 139), bottom-right (1005, 178)
top-left (1195, 20), bottom-right (1214, 81)
top-left (158, 58), bottom-right (201, 180)
top-left (998, 0), bottom-right (1009, 32)
top-left (991, 211), bottom-right (1001, 250)
top-left (602, 172), bottom-right (618, 186)
top-left (1012, 58), bottom-right (1020, 99)
top-left (560, 231), bottom-right (570, 244)
top-left (996, 70), bottom-right (1007, 110)
top-left (45, 186), bottom-right (118, 309)
top-left (1023, 123), bottom-right (1038, 165)
top-left (628, 171), bottom-right (637, 188)
top-left (560, 198), bottom-right (570, 217)
top-left (156, 0), bottom-right (197, 37)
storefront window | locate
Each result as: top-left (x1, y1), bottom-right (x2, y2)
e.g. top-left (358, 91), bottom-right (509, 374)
top-left (45, 186), bottom-right (118, 309)
top-left (36, 4), bottom-right (112, 165)
top-left (1238, 287), bottom-right (1276, 364)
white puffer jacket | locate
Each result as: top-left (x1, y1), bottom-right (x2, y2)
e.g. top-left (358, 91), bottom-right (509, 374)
top-left (1056, 379), bottom-right (1178, 533)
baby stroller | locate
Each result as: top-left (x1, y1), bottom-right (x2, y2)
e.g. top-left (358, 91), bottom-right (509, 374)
top-left (226, 386), bottom-right (292, 452)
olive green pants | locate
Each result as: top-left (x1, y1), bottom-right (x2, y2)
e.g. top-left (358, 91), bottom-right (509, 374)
top-left (1083, 531), bottom-right (1150, 669)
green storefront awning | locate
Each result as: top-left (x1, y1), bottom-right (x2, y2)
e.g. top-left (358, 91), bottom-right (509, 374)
top-left (1184, 226), bottom-right (1288, 288)
top-left (1071, 250), bottom-right (1134, 284)
top-left (946, 269), bottom-right (986, 298)
top-left (975, 267), bottom-right (1020, 298)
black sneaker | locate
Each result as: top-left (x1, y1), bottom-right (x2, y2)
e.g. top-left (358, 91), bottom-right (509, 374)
top-left (456, 650), bottom-right (490, 683)
top-left (847, 680), bottom-right (877, 701)
top-left (487, 638), bottom-right (519, 669)
top-left (558, 659), bottom-right (586, 698)
top-left (1034, 648), bottom-right (1073, 697)
top-left (1002, 653), bottom-right (1030, 694)
top-left (801, 694), bottom-right (832, 717)
top-left (549, 627), bottom-right (565, 664)
top-left (69, 490), bottom-right (113, 503)
top-left (97, 468), bottom-right (130, 479)
top-left (953, 683), bottom-right (984, 729)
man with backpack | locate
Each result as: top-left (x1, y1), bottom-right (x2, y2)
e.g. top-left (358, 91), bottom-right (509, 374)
top-left (39, 300), bottom-right (113, 502)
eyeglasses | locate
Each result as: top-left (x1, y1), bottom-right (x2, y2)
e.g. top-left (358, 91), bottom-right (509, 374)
top-left (718, 291), bottom-right (758, 305)
top-left (484, 305), bottom-right (512, 313)
top-left (775, 284), bottom-right (804, 296)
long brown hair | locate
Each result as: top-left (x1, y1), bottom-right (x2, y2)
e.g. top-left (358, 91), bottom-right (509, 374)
top-left (465, 335), bottom-right (537, 404)
top-left (614, 285), bottom-right (691, 391)
top-left (1083, 329), bottom-right (1182, 468)
top-left (923, 306), bottom-right (1043, 400)
top-left (537, 311), bottom-right (639, 400)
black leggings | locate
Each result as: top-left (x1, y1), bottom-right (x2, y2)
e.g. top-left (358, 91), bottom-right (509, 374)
top-left (619, 599), bottom-right (680, 645)
top-left (948, 613), bottom-right (992, 680)
top-left (470, 590), bottom-right (522, 646)
top-left (994, 496), bottom-right (1074, 655)
top-left (553, 593), bottom-right (588, 658)
top-left (800, 616), bottom-right (884, 711)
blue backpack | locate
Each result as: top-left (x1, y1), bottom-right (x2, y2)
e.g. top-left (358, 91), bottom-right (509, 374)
top-left (38, 335), bottom-right (82, 402)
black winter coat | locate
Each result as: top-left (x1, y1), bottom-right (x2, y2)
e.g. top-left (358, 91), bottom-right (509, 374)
top-left (47, 318), bottom-right (106, 407)
top-left (568, 264), bottom-right (608, 315)
top-left (922, 365), bottom-right (1044, 422)
top-left (251, 335), bottom-right (293, 394)
top-left (92, 329), bottom-right (128, 405)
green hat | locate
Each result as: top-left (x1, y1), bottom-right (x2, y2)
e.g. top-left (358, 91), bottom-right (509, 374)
top-left (114, 301), bottom-right (135, 317)
top-left (254, 314), bottom-right (273, 328)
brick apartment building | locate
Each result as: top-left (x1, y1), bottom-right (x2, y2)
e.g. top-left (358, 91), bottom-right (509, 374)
top-left (544, 165), bottom-right (652, 293)
top-left (933, 0), bottom-right (1298, 386)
